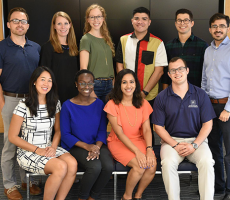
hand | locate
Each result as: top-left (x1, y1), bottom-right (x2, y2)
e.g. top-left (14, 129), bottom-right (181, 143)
top-left (141, 91), bottom-right (146, 99)
top-left (178, 143), bottom-right (195, 157)
top-left (0, 100), bottom-right (5, 111)
top-left (135, 150), bottom-right (147, 169)
top-left (35, 148), bottom-right (48, 156)
top-left (86, 151), bottom-right (99, 161)
top-left (146, 150), bottom-right (156, 168)
top-left (86, 144), bottom-right (100, 154)
top-left (219, 110), bottom-right (230, 122)
top-left (45, 146), bottom-right (56, 157)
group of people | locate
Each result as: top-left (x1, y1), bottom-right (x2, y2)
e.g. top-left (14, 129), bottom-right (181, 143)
top-left (0, 3), bottom-right (229, 200)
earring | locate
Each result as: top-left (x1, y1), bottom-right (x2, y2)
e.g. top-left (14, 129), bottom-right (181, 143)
top-left (76, 85), bottom-right (77, 87)
top-left (34, 83), bottom-right (35, 85)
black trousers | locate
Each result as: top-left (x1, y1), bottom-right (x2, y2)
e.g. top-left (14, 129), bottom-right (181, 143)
top-left (69, 144), bottom-right (114, 199)
top-left (208, 103), bottom-right (230, 193)
top-left (148, 98), bottom-right (155, 145)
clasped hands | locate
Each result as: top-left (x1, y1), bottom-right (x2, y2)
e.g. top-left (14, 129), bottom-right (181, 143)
top-left (135, 150), bottom-right (156, 169)
top-left (86, 144), bottom-right (100, 161)
top-left (36, 146), bottom-right (56, 157)
top-left (174, 142), bottom-right (195, 157)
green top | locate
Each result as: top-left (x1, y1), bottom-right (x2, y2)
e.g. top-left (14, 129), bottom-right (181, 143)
top-left (80, 33), bottom-right (114, 79)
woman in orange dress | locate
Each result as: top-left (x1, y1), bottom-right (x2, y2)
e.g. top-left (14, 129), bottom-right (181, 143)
top-left (104, 69), bottom-right (157, 200)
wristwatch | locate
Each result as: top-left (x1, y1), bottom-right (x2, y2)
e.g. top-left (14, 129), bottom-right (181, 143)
top-left (142, 90), bottom-right (149, 96)
top-left (191, 142), bottom-right (198, 150)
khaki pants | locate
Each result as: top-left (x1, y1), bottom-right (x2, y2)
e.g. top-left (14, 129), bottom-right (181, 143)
top-left (1, 95), bottom-right (26, 189)
top-left (161, 137), bottom-right (214, 200)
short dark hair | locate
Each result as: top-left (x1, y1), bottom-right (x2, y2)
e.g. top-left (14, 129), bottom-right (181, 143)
top-left (209, 13), bottom-right (230, 28)
top-left (25, 66), bottom-right (58, 117)
top-left (133, 7), bottom-right (150, 18)
top-left (75, 69), bottom-right (95, 83)
top-left (8, 7), bottom-right (29, 22)
top-left (107, 69), bottom-right (143, 108)
top-left (175, 8), bottom-right (193, 21)
top-left (168, 57), bottom-right (187, 70)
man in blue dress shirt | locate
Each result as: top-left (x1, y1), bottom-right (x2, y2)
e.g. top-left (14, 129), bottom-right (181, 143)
top-left (201, 13), bottom-right (230, 200)
top-left (152, 57), bottom-right (216, 200)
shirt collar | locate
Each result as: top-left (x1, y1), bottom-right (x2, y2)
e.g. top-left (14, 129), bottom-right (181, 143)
top-left (211, 36), bottom-right (230, 48)
top-left (130, 32), bottom-right (150, 42)
top-left (176, 33), bottom-right (194, 42)
top-left (167, 82), bottom-right (194, 96)
top-left (6, 35), bottom-right (32, 47)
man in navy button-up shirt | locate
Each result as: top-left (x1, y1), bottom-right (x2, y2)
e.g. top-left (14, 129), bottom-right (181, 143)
top-left (0, 7), bottom-right (41, 199)
top-left (152, 57), bottom-right (216, 200)
top-left (202, 13), bottom-right (230, 199)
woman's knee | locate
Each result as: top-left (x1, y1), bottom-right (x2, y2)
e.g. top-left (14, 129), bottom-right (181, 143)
top-left (66, 156), bottom-right (78, 175)
top-left (45, 159), bottom-right (68, 177)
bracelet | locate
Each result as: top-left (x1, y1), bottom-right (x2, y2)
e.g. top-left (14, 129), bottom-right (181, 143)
top-left (146, 146), bottom-right (153, 150)
top-left (172, 142), bottom-right (180, 148)
top-left (95, 145), bottom-right (101, 149)
top-left (33, 146), bottom-right (39, 153)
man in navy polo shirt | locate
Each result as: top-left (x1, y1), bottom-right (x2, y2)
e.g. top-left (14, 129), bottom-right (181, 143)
top-left (0, 7), bottom-right (41, 200)
top-left (152, 57), bottom-right (216, 200)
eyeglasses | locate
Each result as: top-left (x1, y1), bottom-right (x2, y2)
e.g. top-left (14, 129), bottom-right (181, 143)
top-left (78, 82), bottom-right (95, 88)
top-left (176, 19), bottom-right (191, 24)
top-left (88, 16), bottom-right (103, 21)
top-left (211, 24), bottom-right (228, 29)
top-left (169, 67), bottom-right (187, 74)
top-left (10, 19), bottom-right (28, 25)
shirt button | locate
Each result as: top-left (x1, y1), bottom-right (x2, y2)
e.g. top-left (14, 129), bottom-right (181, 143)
top-left (210, 89), bottom-right (212, 91)
top-left (210, 79), bottom-right (212, 80)
top-left (213, 59), bottom-right (214, 61)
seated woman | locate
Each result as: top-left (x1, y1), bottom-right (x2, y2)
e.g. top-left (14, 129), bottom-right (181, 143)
top-left (104, 69), bottom-right (157, 200)
top-left (8, 66), bottom-right (77, 200)
top-left (60, 69), bottom-right (114, 200)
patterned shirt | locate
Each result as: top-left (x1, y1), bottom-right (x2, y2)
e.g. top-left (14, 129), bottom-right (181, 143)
top-left (161, 34), bottom-right (208, 87)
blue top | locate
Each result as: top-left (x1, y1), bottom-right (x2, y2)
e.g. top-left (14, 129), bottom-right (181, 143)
top-left (152, 83), bottom-right (216, 138)
top-left (60, 98), bottom-right (107, 151)
top-left (201, 36), bottom-right (230, 111)
top-left (0, 36), bottom-right (41, 93)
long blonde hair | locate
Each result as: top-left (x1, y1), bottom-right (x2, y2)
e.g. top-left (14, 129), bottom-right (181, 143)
top-left (50, 11), bottom-right (78, 56)
top-left (83, 4), bottom-right (115, 57)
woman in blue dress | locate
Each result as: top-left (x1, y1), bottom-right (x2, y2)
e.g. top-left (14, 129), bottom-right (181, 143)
top-left (60, 69), bottom-right (114, 200)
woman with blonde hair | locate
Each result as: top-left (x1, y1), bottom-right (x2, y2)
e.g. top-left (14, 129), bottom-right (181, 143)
top-left (40, 11), bottom-right (79, 104)
top-left (80, 4), bottom-right (115, 104)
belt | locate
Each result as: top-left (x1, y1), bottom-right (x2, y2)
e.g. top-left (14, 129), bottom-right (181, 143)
top-left (210, 97), bottom-right (228, 104)
top-left (95, 77), bottom-right (113, 81)
top-left (3, 91), bottom-right (28, 98)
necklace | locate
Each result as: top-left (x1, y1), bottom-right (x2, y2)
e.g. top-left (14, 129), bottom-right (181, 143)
top-left (122, 103), bottom-right (137, 127)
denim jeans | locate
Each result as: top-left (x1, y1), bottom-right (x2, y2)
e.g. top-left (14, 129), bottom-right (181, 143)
top-left (94, 79), bottom-right (113, 104)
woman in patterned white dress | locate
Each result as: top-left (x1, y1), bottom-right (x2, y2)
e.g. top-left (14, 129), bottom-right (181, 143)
top-left (8, 66), bottom-right (78, 200)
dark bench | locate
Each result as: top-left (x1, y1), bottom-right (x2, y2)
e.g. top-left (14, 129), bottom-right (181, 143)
top-left (26, 145), bottom-right (197, 200)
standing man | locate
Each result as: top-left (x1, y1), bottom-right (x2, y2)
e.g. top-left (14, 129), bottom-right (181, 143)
top-left (116, 7), bottom-right (168, 144)
top-left (152, 57), bottom-right (215, 200)
top-left (162, 9), bottom-right (208, 89)
top-left (0, 7), bottom-right (41, 199)
top-left (202, 13), bottom-right (230, 199)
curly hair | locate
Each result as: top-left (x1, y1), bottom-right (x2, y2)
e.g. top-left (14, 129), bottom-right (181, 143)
top-left (83, 4), bottom-right (115, 57)
top-left (107, 69), bottom-right (143, 108)
top-left (25, 66), bottom-right (59, 118)
top-left (50, 11), bottom-right (78, 56)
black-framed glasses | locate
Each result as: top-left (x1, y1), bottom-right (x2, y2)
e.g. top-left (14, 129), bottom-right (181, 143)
top-left (176, 19), bottom-right (191, 24)
top-left (169, 67), bottom-right (187, 74)
top-left (88, 16), bottom-right (103, 21)
top-left (10, 19), bottom-right (28, 25)
top-left (78, 82), bottom-right (95, 88)
top-left (211, 24), bottom-right (228, 29)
